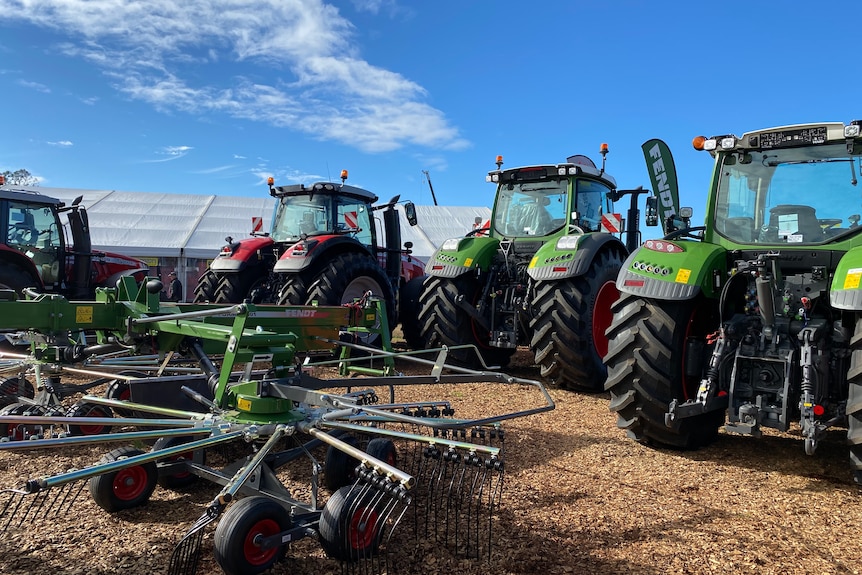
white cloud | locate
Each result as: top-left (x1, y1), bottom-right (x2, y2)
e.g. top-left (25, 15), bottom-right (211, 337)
top-left (0, 0), bottom-right (465, 153)
top-left (17, 79), bottom-right (50, 93)
top-left (47, 140), bottom-right (74, 147)
top-left (143, 145), bottom-right (193, 163)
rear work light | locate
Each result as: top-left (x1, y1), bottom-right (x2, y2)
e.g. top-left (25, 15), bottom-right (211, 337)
top-left (643, 240), bottom-right (684, 253)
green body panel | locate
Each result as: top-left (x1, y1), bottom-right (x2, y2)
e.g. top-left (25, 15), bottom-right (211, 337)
top-left (831, 245), bottom-right (862, 310)
top-left (425, 236), bottom-right (501, 277)
top-left (617, 240), bottom-right (728, 301)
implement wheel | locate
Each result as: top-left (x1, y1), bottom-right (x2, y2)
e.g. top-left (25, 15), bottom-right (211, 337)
top-left (89, 446), bottom-right (157, 512)
top-left (0, 376), bottom-right (34, 407)
top-left (66, 401), bottom-right (113, 436)
top-left (418, 274), bottom-right (515, 369)
top-left (319, 485), bottom-right (383, 561)
top-left (529, 249), bottom-right (622, 391)
top-left (604, 293), bottom-right (724, 449)
top-left (154, 435), bottom-right (202, 489)
top-left (366, 438), bottom-right (397, 467)
top-left (324, 434), bottom-right (360, 491)
top-left (0, 402), bottom-right (46, 440)
top-left (214, 496), bottom-right (289, 575)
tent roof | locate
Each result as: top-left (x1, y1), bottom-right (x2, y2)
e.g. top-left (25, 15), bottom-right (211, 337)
top-left (20, 186), bottom-right (490, 261)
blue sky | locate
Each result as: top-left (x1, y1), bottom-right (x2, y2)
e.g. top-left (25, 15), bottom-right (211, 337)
top-left (1, 0), bottom-right (861, 225)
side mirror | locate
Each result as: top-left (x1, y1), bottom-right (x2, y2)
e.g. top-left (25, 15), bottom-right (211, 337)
top-left (645, 196), bottom-right (658, 227)
top-left (404, 201), bottom-right (418, 226)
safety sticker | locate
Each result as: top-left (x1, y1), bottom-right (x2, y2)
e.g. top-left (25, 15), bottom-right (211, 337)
top-left (844, 268), bottom-right (862, 289)
top-left (675, 268), bottom-right (691, 284)
top-left (76, 306), bottom-right (94, 324)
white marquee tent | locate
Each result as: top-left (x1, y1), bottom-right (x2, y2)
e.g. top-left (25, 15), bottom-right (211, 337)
top-left (29, 186), bottom-right (491, 266)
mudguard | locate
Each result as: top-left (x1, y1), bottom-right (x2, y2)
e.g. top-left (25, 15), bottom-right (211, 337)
top-left (527, 233), bottom-right (625, 281)
top-left (272, 235), bottom-right (373, 274)
top-left (424, 236), bottom-right (500, 278)
top-left (831, 245), bottom-right (862, 310)
top-left (616, 239), bottom-right (727, 301)
top-left (209, 236), bottom-right (275, 272)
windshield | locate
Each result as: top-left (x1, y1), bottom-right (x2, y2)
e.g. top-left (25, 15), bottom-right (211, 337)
top-left (715, 144), bottom-right (862, 244)
top-left (493, 179), bottom-right (569, 237)
top-left (271, 193), bottom-right (373, 245)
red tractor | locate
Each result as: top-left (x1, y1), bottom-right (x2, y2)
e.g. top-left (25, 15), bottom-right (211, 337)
top-left (0, 179), bottom-right (149, 299)
top-left (193, 171), bottom-right (426, 346)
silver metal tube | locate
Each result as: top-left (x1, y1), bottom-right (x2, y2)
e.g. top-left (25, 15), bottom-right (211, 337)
top-left (131, 303), bottom-right (246, 325)
top-left (0, 415), bottom-right (202, 427)
top-left (0, 426), bottom-right (211, 450)
top-left (80, 395), bottom-right (210, 419)
top-left (219, 425), bottom-right (288, 501)
top-left (38, 430), bottom-right (245, 489)
top-left (321, 420), bottom-right (501, 456)
top-left (301, 425), bottom-right (415, 489)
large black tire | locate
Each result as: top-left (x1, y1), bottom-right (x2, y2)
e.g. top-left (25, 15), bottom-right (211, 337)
top-left (275, 273), bottom-right (310, 306)
top-left (529, 249), bottom-right (623, 391)
top-left (847, 317), bottom-right (862, 484)
top-left (211, 272), bottom-right (270, 304)
top-left (89, 447), bottom-right (158, 512)
top-left (0, 260), bottom-right (40, 298)
top-left (398, 275), bottom-right (426, 350)
top-left (417, 274), bottom-right (515, 369)
top-left (305, 252), bottom-right (397, 343)
top-left (213, 496), bottom-right (289, 575)
top-left (191, 269), bottom-right (219, 303)
top-left (604, 292), bottom-right (724, 449)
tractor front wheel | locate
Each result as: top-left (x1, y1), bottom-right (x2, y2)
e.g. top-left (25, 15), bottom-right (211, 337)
top-left (417, 274), bottom-right (515, 369)
top-left (214, 496), bottom-right (289, 575)
top-left (604, 293), bottom-right (724, 449)
top-left (846, 316), bottom-right (862, 484)
top-left (529, 249), bottom-right (623, 391)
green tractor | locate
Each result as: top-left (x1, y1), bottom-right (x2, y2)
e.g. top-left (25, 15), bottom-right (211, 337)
top-left (604, 121), bottom-right (862, 482)
top-left (418, 148), bottom-right (651, 391)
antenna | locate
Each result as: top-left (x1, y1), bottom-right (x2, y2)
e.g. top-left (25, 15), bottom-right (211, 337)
top-left (422, 170), bottom-right (438, 206)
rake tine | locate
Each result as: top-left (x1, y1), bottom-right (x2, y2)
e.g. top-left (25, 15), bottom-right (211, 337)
top-left (167, 504), bottom-right (220, 575)
top-left (0, 480), bottom-right (87, 533)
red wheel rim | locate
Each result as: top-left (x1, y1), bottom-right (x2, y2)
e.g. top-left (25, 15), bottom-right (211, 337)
top-left (348, 506), bottom-right (379, 551)
top-left (591, 280), bottom-right (620, 359)
top-left (78, 406), bottom-right (110, 435)
top-left (243, 518), bottom-right (280, 565)
top-left (112, 466), bottom-right (148, 501)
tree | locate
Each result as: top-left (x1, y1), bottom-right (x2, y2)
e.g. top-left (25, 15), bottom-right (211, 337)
top-left (1, 169), bottom-right (39, 186)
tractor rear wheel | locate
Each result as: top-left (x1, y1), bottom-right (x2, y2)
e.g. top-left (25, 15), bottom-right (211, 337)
top-left (0, 260), bottom-right (40, 298)
top-left (604, 293), bottom-right (724, 449)
top-left (191, 270), bottom-right (219, 303)
top-left (417, 274), bottom-right (515, 369)
top-left (847, 316), bottom-right (862, 484)
top-left (305, 253), bottom-right (397, 344)
top-left (529, 249), bottom-right (622, 391)
top-left (275, 273), bottom-right (310, 306)
top-left (398, 276), bottom-right (426, 350)
top-left (211, 271), bottom-right (273, 304)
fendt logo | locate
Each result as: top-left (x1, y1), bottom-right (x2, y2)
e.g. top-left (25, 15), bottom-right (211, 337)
top-left (648, 143), bottom-right (676, 220)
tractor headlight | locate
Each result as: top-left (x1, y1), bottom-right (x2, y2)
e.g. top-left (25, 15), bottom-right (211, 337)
top-left (441, 238), bottom-right (461, 251)
top-left (556, 235), bottom-right (580, 250)
top-left (846, 124), bottom-right (861, 138)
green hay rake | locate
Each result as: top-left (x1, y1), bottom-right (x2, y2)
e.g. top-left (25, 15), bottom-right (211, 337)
top-left (0, 278), bottom-right (554, 575)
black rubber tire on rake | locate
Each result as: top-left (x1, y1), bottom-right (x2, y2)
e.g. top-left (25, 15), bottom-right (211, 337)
top-left (153, 435), bottom-right (203, 489)
top-left (213, 496), bottom-right (290, 575)
top-left (0, 375), bottom-right (34, 407)
top-left (89, 446), bottom-right (158, 512)
top-left (366, 438), bottom-right (397, 467)
top-left (319, 485), bottom-right (384, 562)
top-left (104, 370), bottom-right (149, 418)
top-left (324, 434), bottom-right (361, 491)
top-left (66, 401), bottom-right (113, 436)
